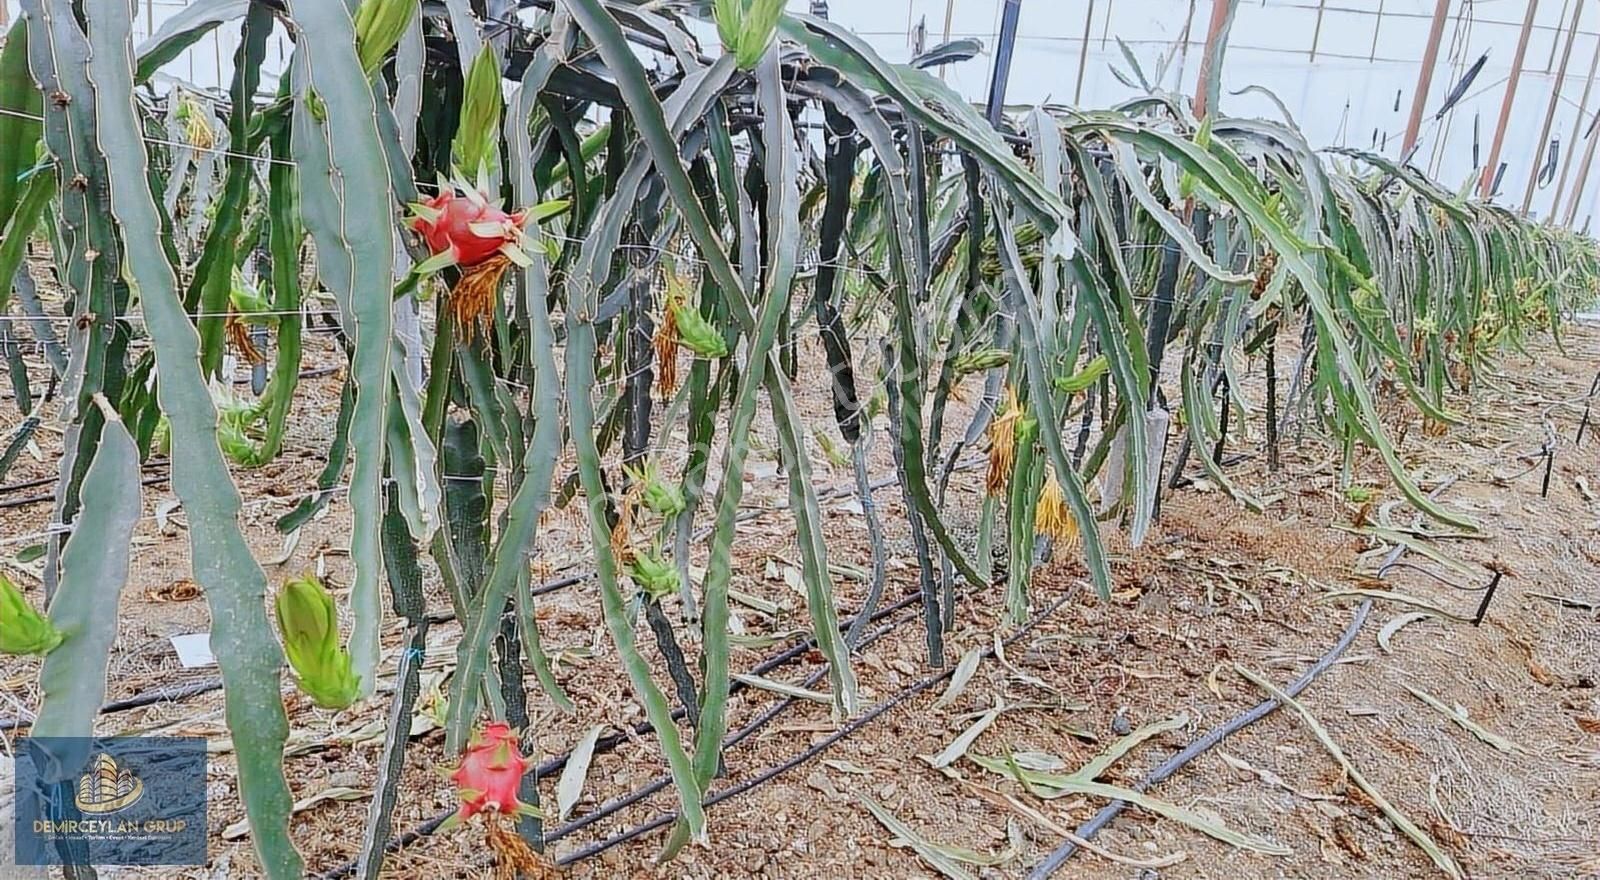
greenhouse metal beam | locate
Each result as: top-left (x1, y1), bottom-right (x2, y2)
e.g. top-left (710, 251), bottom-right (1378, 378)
top-left (1481, 0), bottom-right (1541, 200)
top-left (1309, 0), bottom-right (1329, 62)
top-left (1401, 0), bottom-right (1452, 159)
top-left (1525, 0), bottom-right (1586, 215)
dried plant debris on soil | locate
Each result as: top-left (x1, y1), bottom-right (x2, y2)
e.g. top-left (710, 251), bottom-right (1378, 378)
top-left (2, 324), bottom-right (1596, 879)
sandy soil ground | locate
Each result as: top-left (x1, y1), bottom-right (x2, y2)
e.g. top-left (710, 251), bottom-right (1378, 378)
top-left (1, 315), bottom-right (1596, 879)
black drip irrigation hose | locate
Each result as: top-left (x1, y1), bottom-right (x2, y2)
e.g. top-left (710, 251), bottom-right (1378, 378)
top-left (315, 586), bottom-right (932, 880)
top-left (550, 587), bottom-right (1080, 867)
top-left (0, 674), bottom-right (223, 733)
top-left (542, 598), bottom-right (928, 846)
top-left (0, 465), bottom-right (960, 732)
top-left (1026, 477), bottom-right (1456, 877)
top-left (0, 472), bottom-right (172, 511)
top-left (1026, 599), bottom-right (1373, 879)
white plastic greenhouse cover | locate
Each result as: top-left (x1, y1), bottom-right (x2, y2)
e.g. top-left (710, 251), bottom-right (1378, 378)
top-left (3, 0), bottom-right (1597, 230)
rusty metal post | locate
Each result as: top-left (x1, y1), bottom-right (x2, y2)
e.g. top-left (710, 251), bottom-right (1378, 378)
top-left (1192, 0), bottom-right (1235, 120)
top-left (1562, 96), bottom-right (1600, 224)
top-left (1523, 0), bottom-right (1585, 215)
top-left (1401, 0), bottom-right (1453, 158)
top-left (1549, 44), bottom-right (1600, 221)
top-left (1480, 0), bottom-right (1542, 200)
top-left (1548, 0), bottom-right (1573, 71)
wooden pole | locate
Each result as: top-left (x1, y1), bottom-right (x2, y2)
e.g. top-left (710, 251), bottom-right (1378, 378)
top-left (1074, 0), bottom-right (1098, 105)
top-left (1524, 0), bottom-right (1585, 215)
top-left (1480, 0), bottom-right (1541, 200)
top-left (1401, 0), bottom-right (1452, 158)
top-left (1192, 0), bottom-right (1234, 120)
top-left (1548, 43), bottom-right (1600, 220)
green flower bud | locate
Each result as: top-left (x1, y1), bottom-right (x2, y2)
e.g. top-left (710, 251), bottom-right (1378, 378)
top-left (952, 348), bottom-right (1011, 377)
top-left (0, 573), bottom-right (62, 656)
top-left (672, 298), bottom-right (729, 358)
top-left (627, 549), bottom-right (680, 602)
top-left (229, 268), bottom-right (270, 315)
top-left (354, 0), bottom-right (417, 77)
top-left (713, 0), bottom-right (787, 69)
top-left (451, 46), bottom-right (503, 180)
top-left (274, 576), bottom-right (361, 710)
top-left (624, 462), bottom-right (686, 517)
top-left (1054, 354), bottom-right (1110, 393)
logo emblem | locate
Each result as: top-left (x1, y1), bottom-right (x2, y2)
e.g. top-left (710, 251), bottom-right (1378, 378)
top-left (73, 753), bottom-right (144, 814)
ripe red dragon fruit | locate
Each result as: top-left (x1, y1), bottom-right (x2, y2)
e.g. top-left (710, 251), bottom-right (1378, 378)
top-left (443, 722), bottom-right (538, 825)
top-left (409, 183), bottom-right (527, 269)
top-left (406, 177), bottom-right (569, 336)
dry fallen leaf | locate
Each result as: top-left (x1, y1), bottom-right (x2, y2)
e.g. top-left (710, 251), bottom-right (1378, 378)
top-left (146, 578), bottom-right (201, 603)
top-left (1430, 818), bottom-right (1470, 851)
top-left (1332, 816), bottom-right (1367, 860)
top-left (1527, 656), bottom-right (1558, 686)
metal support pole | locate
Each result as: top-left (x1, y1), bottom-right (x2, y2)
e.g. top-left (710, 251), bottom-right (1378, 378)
top-left (1309, 0), bottom-right (1329, 63)
top-left (1174, 0), bottom-right (1199, 91)
top-left (985, 0), bottom-right (1023, 126)
top-left (1401, 0), bottom-right (1452, 159)
top-left (939, 0), bottom-right (955, 79)
top-left (1549, 43), bottom-right (1600, 222)
top-left (1480, 0), bottom-right (1541, 200)
top-left (1074, 0), bottom-right (1098, 105)
top-left (1548, 0), bottom-right (1573, 71)
top-left (1562, 107), bottom-right (1600, 224)
top-left (1370, 0), bottom-right (1386, 62)
top-left (1524, 0), bottom-right (1585, 215)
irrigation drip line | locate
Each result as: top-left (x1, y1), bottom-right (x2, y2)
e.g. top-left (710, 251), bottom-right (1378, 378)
top-left (0, 459), bottom-right (167, 496)
top-left (1027, 476), bottom-right (1458, 877)
top-left (1028, 600), bottom-right (1375, 878)
top-left (0, 472), bottom-right (172, 511)
top-left (316, 584), bottom-right (933, 880)
top-left (543, 597), bottom-right (928, 844)
top-left (552, 587), bottom-right (1082, 866)
top-left (0, 454), bottom-right (968, 732)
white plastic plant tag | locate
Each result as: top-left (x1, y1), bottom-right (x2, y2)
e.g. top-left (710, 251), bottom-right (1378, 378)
top-left (170, 633), bottom-right (217, 668)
